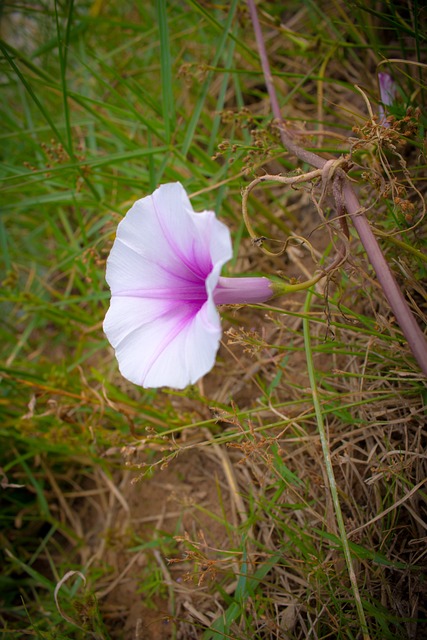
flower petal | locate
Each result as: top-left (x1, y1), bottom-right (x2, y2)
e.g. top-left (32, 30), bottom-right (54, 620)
top-left (103, 295), bottom-right (221, 389)
top-left (106, 183), bottom-right (232, 296)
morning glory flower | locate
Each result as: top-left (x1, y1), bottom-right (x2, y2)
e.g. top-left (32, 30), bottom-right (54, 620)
top-left (103, 182), bottom-right (273, 389)
top-left (378, 72), bottom-right (397, 127)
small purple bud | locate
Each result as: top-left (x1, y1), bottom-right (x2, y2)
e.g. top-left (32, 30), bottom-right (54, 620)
top-left (378, 72), bottom-right (397, 127)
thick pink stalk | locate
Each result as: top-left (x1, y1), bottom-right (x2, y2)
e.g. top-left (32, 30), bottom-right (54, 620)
top-left (344, 183), bottom-right (427, 375)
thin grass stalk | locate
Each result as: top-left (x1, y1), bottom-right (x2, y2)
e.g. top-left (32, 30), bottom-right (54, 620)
top-left (303, 288), bottom-right (370, 640)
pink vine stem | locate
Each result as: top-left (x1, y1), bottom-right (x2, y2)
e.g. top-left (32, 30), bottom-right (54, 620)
top-left (247, 0), bottom-right (427, 376)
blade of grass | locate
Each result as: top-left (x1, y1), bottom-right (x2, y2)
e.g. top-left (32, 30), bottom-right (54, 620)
top-left (207, 39), bottom-right (236, 156)
top-left (54, 0), bottom-right (74, 153)
top-left (156, 0), bottom-right (176, 144)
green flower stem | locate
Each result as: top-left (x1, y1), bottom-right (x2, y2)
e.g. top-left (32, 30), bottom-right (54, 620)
top-left (270, 273), bottom-right (323, 296)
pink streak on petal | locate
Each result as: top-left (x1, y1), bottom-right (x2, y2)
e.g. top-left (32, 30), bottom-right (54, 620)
top-left (151, 184), bottom-right (213, 280)
top-left (113, 285), bottom-right (209, 302)
top-left (141, 304), bottom-right (200, 385)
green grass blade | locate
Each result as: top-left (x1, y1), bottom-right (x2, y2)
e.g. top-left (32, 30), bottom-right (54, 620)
top-left (155, 0), bottom-right (176, 144)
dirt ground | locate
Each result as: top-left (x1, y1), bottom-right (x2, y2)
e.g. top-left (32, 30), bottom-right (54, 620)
top-left (94, 448), bottom-right (236, 639)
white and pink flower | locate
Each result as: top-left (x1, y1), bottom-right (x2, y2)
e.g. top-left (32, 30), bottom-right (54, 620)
top-left (103, 182), bottom-right (273, 389)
